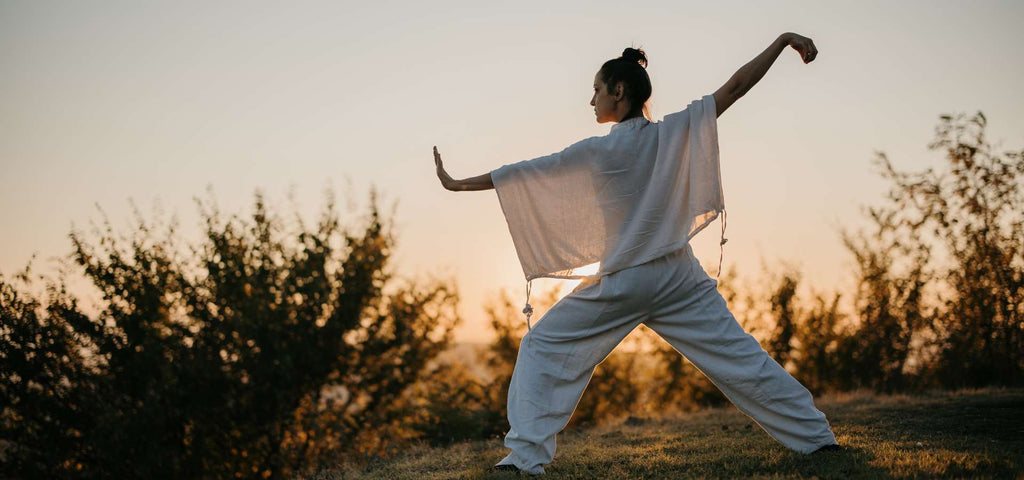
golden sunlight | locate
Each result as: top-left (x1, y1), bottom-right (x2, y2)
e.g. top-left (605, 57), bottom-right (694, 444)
top-left (559, 261), bottom-right (601, 297)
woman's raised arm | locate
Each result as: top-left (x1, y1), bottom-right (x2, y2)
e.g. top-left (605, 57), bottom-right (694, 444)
top-left (712, 32), bottom-right (818, 118)
top-left (433, 146), bottom-right (495, 191)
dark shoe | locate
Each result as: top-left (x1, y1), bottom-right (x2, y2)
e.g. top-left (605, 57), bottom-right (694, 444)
top-left (813, 443), bottom-right (843, 453)
top-left (492, 464), bottom-right (522, 474)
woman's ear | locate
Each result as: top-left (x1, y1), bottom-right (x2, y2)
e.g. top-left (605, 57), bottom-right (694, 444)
top-left (613, 82), bottom-right (625, 101)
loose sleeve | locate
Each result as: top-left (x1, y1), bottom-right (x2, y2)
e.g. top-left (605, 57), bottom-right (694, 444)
top-left (492, 94), bottom-right (725, 282)
top-left (659, 93), bottom-right (724, 241)
top-left (491, 137), bottom-right (605, 280)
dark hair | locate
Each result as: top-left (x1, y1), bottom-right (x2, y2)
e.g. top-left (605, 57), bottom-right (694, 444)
top-left (599, 47), bottom-right (652, 119)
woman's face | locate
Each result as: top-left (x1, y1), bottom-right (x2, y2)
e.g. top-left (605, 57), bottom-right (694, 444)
top-left (591, 73), bottom-right (622, 124)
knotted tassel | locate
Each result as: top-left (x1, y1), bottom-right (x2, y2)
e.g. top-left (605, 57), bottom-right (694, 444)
top-left (717, 208), bottom-right (728, 280)
top-left (522, 279), bottom-right (534, 331)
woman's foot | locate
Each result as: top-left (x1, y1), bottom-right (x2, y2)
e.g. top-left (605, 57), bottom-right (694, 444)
top-left (813, 443), bottom-right (843, 453)
top-left (492, 463), bottom-right (543, 476)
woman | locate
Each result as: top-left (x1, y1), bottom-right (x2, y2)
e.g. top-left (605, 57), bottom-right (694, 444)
top-left (433, 32), bottom-right (839, 475)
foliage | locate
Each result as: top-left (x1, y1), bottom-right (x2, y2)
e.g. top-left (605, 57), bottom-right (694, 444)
top-left (0, 189), bottom-right (458, 479)
top-left (790, 292), bottom-right (846, 394)
top-left (842, 111), bottom-right (1024, 389)
top-left (734, 111), bottom-right (1024, 394)
top-left (765, 267), bottom-right (799, 369)
top-left (645, 335), bottom-right (728, 413)
top-left (838, 215), bottom-right (931, 391)
top-left (0, 269), bottom-right (98, 478)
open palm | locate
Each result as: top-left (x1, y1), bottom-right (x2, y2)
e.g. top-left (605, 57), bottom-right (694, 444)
top-left (433, 146), bottom-right (459, 191)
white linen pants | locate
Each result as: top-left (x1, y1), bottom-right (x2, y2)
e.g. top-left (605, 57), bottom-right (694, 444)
top-left (495, 244), bottom-right (837, 475)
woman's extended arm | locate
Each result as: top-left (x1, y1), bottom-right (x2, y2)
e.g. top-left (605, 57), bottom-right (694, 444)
top-left (433, 146), bottom-right (494, 191)
top-left (713, 32), bottom-right (818, 118)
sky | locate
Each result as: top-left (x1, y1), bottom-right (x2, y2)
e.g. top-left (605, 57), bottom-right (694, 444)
top-left (2, 1), bottom-right (1022, 343)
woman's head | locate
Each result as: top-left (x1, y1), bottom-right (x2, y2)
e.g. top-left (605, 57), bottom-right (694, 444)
top-left (591, 47), bottom-right (652, 124)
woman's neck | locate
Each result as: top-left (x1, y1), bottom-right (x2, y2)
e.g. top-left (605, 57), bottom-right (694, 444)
top-left (618, 104), bottom-right (646, 122)
top-left (619, 111), bottom-right (644, 122)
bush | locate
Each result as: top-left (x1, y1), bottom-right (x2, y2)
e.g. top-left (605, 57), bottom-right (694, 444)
top-left (840, 111), bottom-right (1024, 389)
top-left (0, 188), bottom-right (458, 479)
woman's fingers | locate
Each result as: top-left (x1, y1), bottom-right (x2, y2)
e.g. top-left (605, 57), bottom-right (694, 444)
top-left (788, 34), bottom-right (809, 59)
top-left (433, 146), bottom-right (454, 190)
top-left (796, 37), bottom-right (817, 63)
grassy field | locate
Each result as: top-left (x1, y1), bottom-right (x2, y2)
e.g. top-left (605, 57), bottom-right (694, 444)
top-left (316, 388), bottom-right (1023, 479)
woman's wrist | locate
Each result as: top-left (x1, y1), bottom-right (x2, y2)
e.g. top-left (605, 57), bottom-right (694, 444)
top-left (451, 173), bottom-right (494, 191)
top-left (779, 32), bottom-right (794, 46)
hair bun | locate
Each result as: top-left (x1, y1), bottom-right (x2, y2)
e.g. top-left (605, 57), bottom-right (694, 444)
top-left (621, 47), bottom-right (648, 69)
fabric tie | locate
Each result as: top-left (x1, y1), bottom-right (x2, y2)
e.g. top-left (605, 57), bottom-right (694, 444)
top-left (717, 208), bottom-right (728, 279)
top-left (523, 279), bottom-right (534, 331)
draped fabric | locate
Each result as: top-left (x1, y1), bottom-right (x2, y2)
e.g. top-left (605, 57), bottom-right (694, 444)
top-left (492, 94), bottom-right (726, 285)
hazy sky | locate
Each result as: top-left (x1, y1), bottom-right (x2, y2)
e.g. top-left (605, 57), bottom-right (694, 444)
top-left (2, 1), bottom-right (1022, 343)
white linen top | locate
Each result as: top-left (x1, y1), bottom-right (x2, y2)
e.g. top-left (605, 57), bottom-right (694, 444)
top-left (493, 93), bottom-right (726, 282)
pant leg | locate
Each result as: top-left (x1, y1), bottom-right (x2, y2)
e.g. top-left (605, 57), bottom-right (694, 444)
top-left (496, 269), bottom-right (651, 474)
top-left (642, 250), bottom-right (837, 453)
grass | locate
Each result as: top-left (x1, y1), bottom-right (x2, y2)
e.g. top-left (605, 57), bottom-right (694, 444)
top-left (314, 388), bottom-right (1024, 479)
